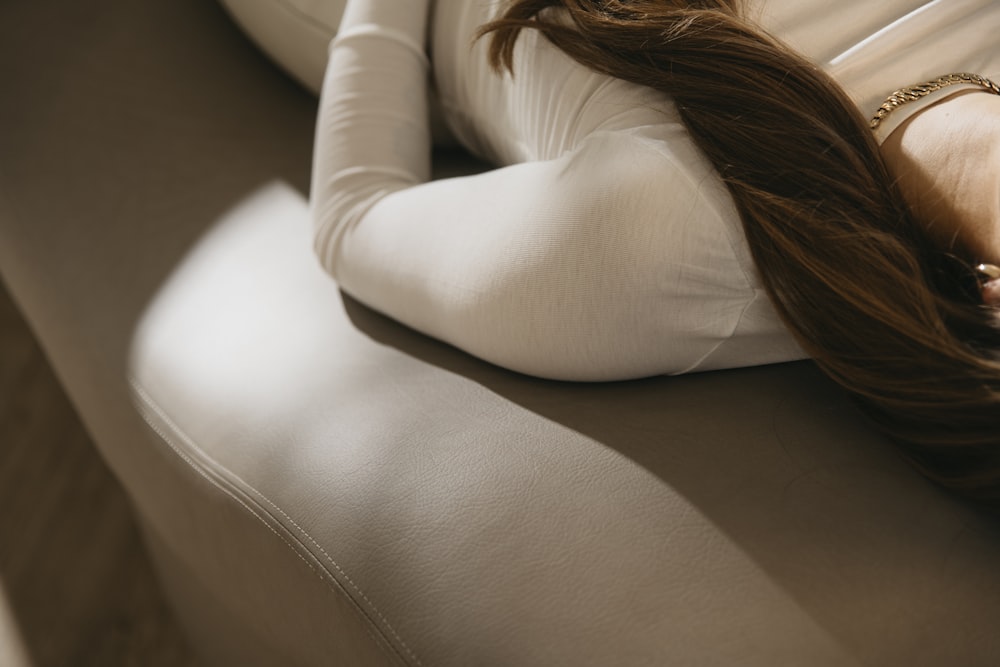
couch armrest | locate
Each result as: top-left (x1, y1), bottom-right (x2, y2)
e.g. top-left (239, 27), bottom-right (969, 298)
top-left (128, 182), bottom-right (1000, 666)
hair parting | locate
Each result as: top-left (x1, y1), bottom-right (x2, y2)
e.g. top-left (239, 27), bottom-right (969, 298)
top-left (477, 0), bottom-right (1000, 509)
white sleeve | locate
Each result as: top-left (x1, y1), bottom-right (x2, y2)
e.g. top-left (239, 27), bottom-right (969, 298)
top-left (310, 0), bottom-right (432, 261)
top-left (310, 0), bottom-right (769, 381)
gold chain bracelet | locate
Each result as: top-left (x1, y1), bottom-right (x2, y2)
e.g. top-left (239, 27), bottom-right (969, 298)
top-left (869, 73), bottom-right (1000, 131)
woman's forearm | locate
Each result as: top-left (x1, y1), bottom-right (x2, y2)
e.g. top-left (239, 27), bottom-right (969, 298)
top-left (879, 90), bottom-right (1000, 265)
top-left (310, 0), bottom-right (433, 276)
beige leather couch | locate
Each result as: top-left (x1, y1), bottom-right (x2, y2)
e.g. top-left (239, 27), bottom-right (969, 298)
top-left (2, 0), bottom-right (999, 665)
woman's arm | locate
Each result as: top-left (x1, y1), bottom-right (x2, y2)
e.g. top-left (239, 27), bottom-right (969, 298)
top-left (310, 0), bottom-right (433, 266)
top-left (878, 90), bottom-right (1000, 267)
top-left (309, 0), bottom-right (770, 378)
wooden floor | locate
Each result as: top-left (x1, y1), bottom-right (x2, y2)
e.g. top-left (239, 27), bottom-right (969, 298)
top-left (0, 282), bottom-right (200, 666)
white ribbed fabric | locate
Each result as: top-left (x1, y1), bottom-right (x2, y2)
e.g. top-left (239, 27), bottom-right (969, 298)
top-left (311, 0), bottom-right (1000, 381)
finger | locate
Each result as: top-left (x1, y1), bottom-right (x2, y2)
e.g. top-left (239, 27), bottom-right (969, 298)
top-left (983, 278), bottom-right (1000, 306)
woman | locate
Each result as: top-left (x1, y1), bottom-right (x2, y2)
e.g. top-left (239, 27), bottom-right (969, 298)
top-left (311, 0), bottom-right (1000, 507)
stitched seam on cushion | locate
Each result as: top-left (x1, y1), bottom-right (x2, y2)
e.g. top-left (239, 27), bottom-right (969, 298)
top-left (270, 0), bottom-right (338, 34)
top-left (238, 479), bottom-right (424, 665)
top-left (131, 385), bottom-right (400, 665)
top-left (230, 0), bottom-right (338, 36)
top-left (129, 379), bottom-right (421, 667)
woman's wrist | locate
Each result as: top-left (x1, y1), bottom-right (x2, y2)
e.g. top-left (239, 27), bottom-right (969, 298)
top-left (870, 74), bottom-right (1000, 144)
top-left (339, 0), bottom-right (431, 38)
top-left (879, 90), bottom-right (1000, 265)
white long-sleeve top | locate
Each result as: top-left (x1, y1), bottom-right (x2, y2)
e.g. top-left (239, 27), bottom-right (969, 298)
top-left (311, 0), bottom-right (1000, 381)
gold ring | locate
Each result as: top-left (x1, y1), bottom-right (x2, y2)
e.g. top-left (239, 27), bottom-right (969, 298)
top-left (975, 263), bottom-right (1000, 282)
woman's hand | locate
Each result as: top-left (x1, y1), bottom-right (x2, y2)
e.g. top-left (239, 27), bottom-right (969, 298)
top-left (879, 90), bottom-right (1000, 274)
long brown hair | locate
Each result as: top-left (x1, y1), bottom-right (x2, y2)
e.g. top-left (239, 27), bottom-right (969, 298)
top-left (478, 0), bottom-right (1000, 508)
